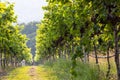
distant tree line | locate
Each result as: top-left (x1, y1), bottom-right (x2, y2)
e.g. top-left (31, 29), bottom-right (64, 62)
top-left (20, 21), bottom-right (39, 57)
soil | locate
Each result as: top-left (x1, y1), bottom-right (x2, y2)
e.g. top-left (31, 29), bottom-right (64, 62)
top-left (28, 66), bottom-right (41, 80)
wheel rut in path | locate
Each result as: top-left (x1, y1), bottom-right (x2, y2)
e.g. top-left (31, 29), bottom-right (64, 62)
top-left (28, 66), bottom-right (41, 80)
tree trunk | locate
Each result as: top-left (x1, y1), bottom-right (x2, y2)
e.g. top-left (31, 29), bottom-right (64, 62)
top-left (3, 48), bottom-right (6, 69)
top-left (114, 27), bottom-right (120, 80)
top-left (63, 46), bottom-right (66, 59)
top-left (0, 47), bottom-right (2, 68)
top-left (11, 54), bottom-right (14, 67)
top-left (0, 50), bottom-right (2, 68)
top-left (13, 55), bottom-right (16, 67)
top-left (65, 46), bottom-right (68, 59)
top-left (4, 49), bottom-right (8, 67)
top-left (67, 46), bottom-right (71, 59)
top-left (106, 42), bottom-right (111, 79)
top-left (58, 48), bottom-right (61, 58)
top-left (93, 42), bottom-right (98, 64)
top-left (71, 44), bottom-right (75, 55)
top-left (87, 52), bottom-right (89, 62)
top-left (52, 54), bottom-right (55, 61)
top-left (83, 46), bottom-right (87, 63)
top-left (93, 42), bottom-right (100, 71)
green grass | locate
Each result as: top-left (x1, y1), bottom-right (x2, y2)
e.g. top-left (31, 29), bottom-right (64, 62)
top-left (0, 66), bottom-right (57, 80)
top-left (2, 66), bottom-right (31, 80)
top-left (37, 65), bottom-right (58, 80)
top-left (0, 58), bottom-right (116, 80)
top-left (44, 59), bottom-right (101, 80)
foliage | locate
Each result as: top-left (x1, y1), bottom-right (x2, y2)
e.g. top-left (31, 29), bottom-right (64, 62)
top-left (35, 0), bottom-right (120, 79)
top-left (0, 2), bottom-right (32, 68)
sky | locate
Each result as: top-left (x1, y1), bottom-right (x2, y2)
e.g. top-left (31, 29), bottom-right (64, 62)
top-left (6, 0), bottom-right (47, 23)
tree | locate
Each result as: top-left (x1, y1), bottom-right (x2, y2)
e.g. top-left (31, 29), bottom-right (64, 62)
top-left (0, 2), bottom-right (32, 68)
top-left (36, 0), bottom-right (120, 79)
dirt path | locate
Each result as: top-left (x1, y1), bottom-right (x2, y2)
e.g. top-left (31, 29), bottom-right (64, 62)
top-left (0, 66), bottom-right (55, 80)
top-left (28, 66), bottom-right (41, 80)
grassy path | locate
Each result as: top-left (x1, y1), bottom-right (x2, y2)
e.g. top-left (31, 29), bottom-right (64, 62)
top-left (0, 66), bottom-right (56, 80)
